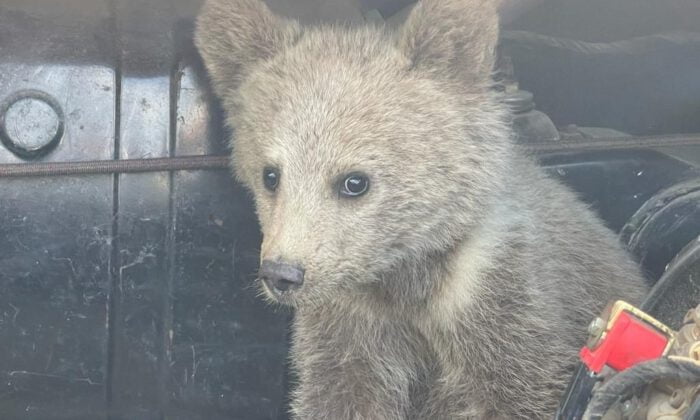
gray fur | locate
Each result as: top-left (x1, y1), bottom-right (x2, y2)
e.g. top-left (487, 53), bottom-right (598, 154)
top-left (195, 0), bottom-right (648, 418)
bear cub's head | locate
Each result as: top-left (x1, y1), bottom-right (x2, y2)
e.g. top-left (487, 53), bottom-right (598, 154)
top-left (196, 0), bottom-right (511, 308)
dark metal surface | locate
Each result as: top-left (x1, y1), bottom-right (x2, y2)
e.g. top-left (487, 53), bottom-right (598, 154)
top-left (0, 2), bottom-right (116, 418)
top-left (0, 2), bottom-right (289, 419)
top-left (504, 29), bottom-right (700, 136)
top-left (553, 364), bottom-right (598, 420)
top-left (542, 149), bottom-right (695, 234)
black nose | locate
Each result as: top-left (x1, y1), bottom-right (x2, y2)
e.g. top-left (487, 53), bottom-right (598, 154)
top-left (260, 260), bottom-right (305, 293)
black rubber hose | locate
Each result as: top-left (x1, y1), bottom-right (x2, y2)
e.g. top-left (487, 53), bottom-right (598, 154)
top-left (583, 358), bottom-right (700, 420)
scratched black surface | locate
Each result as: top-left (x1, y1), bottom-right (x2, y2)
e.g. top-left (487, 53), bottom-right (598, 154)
top-left (0, 1), bottom-right (699, 419)
top-left (0, 1), bottom-right (291, 419)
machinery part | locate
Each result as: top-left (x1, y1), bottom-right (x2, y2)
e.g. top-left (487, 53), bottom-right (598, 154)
top-left (580, 301), bottom-right (674, 374)
top-left (642, 236), bottom-right (700, 329)
top-left (0, 90), bottom-right (64, 159)
top-left (582, 357), bottom-right (700, 420)
top-left (503, 29), bottom-right (700, 136)
top-left (504, 89), bottom-right (561, 143)
top-left (586, 303), bottom-right (700, 420)
top-left (558, 302), bottom-right (700, 420)
top-left (634, 305), bottom-right (700, 419)
top-left (674, 306), bottom-right (700, 361)
top-left (501, 31), bottom-right (700, 56)
top-left (555, 364), bottom-right (600, 420)
top-left (622, 179), bottom-right (700, 285)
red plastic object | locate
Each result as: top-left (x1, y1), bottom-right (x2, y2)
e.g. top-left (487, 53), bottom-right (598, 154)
top-left (580, 311), bottom-right (670, 373)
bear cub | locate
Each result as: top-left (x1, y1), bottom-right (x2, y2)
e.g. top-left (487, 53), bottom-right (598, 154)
top-left (195, 0), bottom-right (647, 418)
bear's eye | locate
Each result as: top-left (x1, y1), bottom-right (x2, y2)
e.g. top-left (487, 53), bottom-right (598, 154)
top-left (340, 173), bottom-right (369, 198)
top-left (263, 167), bottom-right (280, 192)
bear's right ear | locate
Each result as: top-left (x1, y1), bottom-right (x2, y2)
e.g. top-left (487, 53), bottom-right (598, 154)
top-left (195, 0), bottom-right (301, 96)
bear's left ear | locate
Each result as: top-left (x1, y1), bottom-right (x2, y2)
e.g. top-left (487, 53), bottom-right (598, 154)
top-left (398, 0), bottom-right (500, 88)
top-left (195, 0), bottom-right (301, 97)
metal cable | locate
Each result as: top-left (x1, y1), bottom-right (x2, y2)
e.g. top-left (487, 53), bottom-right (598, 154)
top-left (1, 134), bottom-right (700, 179)
top-left (0, 155), bottom-right (230, 178)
